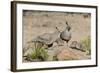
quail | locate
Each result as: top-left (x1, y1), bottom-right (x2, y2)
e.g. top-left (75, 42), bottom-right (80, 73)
top-left (30, 26), bottom-right (61, 48)
top-left (70, 41), bottom-right (85, 52)
top-left (60, 21), bottom-right (71, 47)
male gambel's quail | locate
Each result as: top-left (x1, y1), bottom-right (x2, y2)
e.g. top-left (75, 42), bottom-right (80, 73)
top-left (60, 22), bottom-right (71, 47)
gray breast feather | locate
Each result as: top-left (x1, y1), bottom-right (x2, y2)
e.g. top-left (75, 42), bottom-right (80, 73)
top-left (60, 31), bottom-right (71, 40)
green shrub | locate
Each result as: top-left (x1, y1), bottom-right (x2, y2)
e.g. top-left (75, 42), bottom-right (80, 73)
top-left (26, 42), bottom-right (48, 61)
top-left (80, 37), bottom-right (91, 55)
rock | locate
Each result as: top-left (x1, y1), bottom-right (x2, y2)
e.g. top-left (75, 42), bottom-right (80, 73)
top-left (57, 47), bottom-right (87, 60)
top-left (47, 45), bottom-right (88, 61)
top-left (57, 49), bottom-right (78, 60)
top-left (23, 42), bottom-right (35, 57)
top-left (47, 45), bottom-right (64, 61)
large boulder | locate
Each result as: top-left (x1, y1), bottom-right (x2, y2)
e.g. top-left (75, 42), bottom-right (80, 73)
top-left (47, 45), bottom-right (87, 61)
top-left (57, 46), bottom-right (88, 60)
